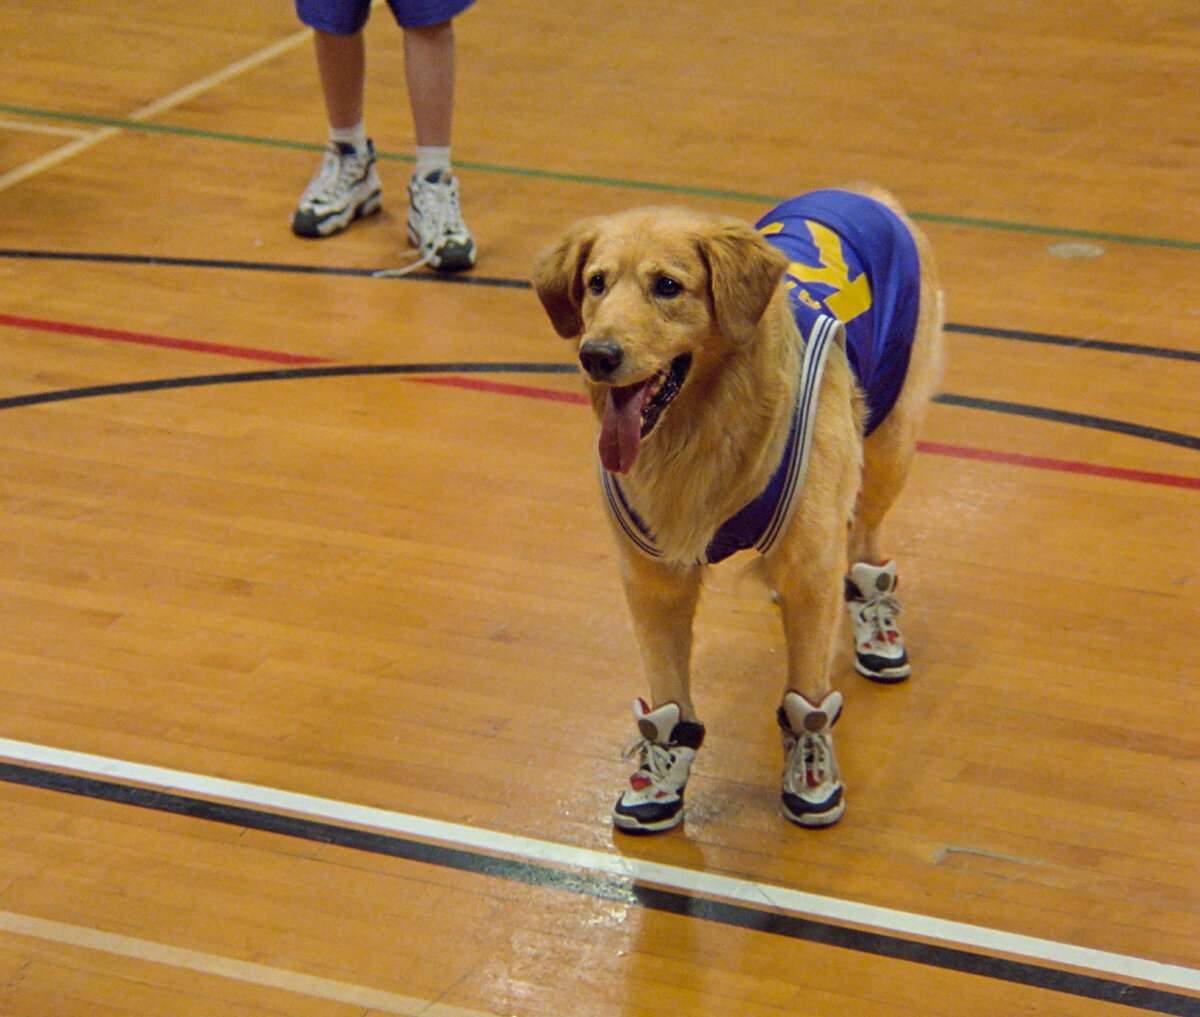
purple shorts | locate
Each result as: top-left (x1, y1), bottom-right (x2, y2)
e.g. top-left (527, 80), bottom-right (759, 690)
top-left (297, 0), bottom-right (475, 33)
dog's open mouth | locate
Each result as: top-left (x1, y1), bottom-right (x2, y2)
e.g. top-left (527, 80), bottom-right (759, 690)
top-left (598, 353), bottom-right (692, 475)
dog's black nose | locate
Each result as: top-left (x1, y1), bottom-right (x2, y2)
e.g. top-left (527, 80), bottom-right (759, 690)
top-left (579, 338), bottom-right (623, 379)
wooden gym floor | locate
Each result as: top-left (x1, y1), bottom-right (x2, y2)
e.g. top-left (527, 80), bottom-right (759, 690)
top-left (0, 1), bottom-right (1198, 1014)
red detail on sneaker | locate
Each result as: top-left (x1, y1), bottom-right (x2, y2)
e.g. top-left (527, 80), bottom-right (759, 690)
top-left (630, 775), bottom-right (651, 791)
top-left (655, 790), bottom-right (669, 799)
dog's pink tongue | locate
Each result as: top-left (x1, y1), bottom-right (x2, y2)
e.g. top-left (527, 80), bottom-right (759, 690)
top-left (599, 381), bottom-right (651, 474)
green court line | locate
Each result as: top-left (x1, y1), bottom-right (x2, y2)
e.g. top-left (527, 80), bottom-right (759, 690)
top-left (5, 102), bottom-right (1200, 252)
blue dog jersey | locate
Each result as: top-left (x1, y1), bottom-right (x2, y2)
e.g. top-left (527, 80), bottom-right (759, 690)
top-left (756, 189), bottom-right (921, 437)
top-left (602, 190), bottom-right (921, 565)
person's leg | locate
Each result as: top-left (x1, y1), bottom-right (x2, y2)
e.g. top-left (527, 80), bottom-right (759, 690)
top-left (403, 21), bottom-right (455, 150)
top-left (292, 27), bottom-right (381, 237)
top-left (401, 18), bottom-right (474, 270)
top-left (314, 28), bottom-right (368, 130)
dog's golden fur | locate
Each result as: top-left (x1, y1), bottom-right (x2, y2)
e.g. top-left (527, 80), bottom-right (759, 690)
top-left (533, 184), bottom-right (943, 729)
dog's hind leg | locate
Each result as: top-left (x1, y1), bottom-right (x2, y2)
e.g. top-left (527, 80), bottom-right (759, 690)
top-left (845, 267), bottom-right (944, 682)
top-left (848, 426), bottom-right (911, 565)
top-left (610, 550), bottom-right (707, 834)
top-left (845, 277), bottom-right (941, 684)
top-left (845, 427), bottom-right (915, 683)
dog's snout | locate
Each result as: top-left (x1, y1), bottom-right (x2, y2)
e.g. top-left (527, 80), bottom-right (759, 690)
top-left (579, 337), bottom-right (624, 379)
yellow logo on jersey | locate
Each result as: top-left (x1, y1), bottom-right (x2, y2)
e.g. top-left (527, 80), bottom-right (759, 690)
top-left (760, 220), bottom-right (873, 323)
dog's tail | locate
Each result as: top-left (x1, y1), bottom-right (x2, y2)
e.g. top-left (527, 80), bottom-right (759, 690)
top-left (931, 287), bottom-right (948, 393)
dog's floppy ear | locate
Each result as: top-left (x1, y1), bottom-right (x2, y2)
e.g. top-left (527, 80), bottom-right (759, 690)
top-left (698, 221), bottom-right (789, 346)
top-left (532, 219), bottom-right (599, 339)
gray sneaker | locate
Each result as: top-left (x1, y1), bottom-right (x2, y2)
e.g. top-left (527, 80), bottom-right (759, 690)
top-left (779, 691), bottom-right (845, 827)
top-left (845, 561), bottom-right (910, 683)
top-left (612, 699), bottom-right (705, 834)
top-left (292, 141), bottom-right (382, 238)
top-left (406, 170), bottom-right (476, 271)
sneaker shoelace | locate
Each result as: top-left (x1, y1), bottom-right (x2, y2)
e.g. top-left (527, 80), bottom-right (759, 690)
top-left (301, 144), bottom-right (367, 209)
top-left (854, 591), bottom-right (903, 647)
top-left (622, 735), bottom-right (677, 788)
top-left (784, 729), bottom-right (838, 790)
top-left (411, 173), bottom-right (468, 245)
top-left (374, 174), bottom-right (469, 278)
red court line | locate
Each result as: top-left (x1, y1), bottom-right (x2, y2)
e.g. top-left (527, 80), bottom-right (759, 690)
top-left (413, 377), bottom-right (1199, 491)
top-left (3, 313), bottom-right (1194, 490)
top-left (0, 313), bottom-right (332, 366)
top-left (915, 441), bottom-right (1200, 490)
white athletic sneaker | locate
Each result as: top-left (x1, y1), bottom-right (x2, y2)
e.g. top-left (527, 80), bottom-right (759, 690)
top-left (779, 690), bottom-right (845, 827)
top-left (612, 699), bottom-right (706, 834)
top-left (845, 561), bottom-right (910, 683)
top-left (292, 141), bottom-right (382, 238)
top-left (406, 170), bottom-right (476, 272)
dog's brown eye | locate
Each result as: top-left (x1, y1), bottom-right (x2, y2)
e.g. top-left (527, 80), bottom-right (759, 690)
top-left (654, 276), bottom-right (682, 298)
top-left (587, 272), bottom-right (605, 296)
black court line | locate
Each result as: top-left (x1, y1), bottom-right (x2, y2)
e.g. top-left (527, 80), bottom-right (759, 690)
top-left (929, 394), bottom-right (1200, 452)
top-left (0, 363), bottom-right (570, 411)
top-left (0, 760), bottom-right (1196, 1016)
top-left (0, 248), bottom-right (530, 289)
top-left (2, 247), bottom-right (1198, 364)
top-left (1, 362), bottom-right (1197, 453)
top-left (941, 323), bottom-right (1200, 363)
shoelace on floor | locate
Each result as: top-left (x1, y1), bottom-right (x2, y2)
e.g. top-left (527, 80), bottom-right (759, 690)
top-left (372, 252), bottom-right (434, 278)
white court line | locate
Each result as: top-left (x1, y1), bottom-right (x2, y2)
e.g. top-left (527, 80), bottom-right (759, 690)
top-left (0, 910), bottom-right (492, 1017)
top-left (0, 117), bottom-right (94, 139)
top-left (0, 26), bottom-right (313, 194)
top-left (1, 737), bottom-right (1198, 998)
top-left (0, 127), bottom-right (123, 194)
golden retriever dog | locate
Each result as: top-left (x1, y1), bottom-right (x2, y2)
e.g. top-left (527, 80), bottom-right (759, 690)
top-left (533, 185), bottom-right (943, 833)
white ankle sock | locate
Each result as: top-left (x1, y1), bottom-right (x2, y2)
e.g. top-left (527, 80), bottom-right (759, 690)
top-left (414, 146), bottom-right (452, 180)
top-left (329, 123), bottom-right (369, 153)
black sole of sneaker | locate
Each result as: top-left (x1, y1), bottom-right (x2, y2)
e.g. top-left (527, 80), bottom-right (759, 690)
top-left (429, 251), bottom-right (476, 273)
top-left (292, 192), bottom-right (382, 239)
top-left (612, 802), bottom-right (685, 834)
top-left (855, 661), bottom-right (912, 684)
top-left (781, 798), bottom-right (845, 828)
top-left (612, 814), bottom-right (684, 834)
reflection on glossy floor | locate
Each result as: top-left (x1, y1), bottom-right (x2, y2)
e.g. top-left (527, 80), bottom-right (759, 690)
top-left (0, 2), bottom-right (1198, 1015)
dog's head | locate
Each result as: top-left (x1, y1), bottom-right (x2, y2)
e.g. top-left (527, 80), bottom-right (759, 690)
top-left (532, 207), bottom-right (789, 474)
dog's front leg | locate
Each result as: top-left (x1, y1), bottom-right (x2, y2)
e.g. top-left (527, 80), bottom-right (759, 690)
top-left (618, 549), bottom-right (702, 718)
top-left (773, 566), bottom-right (843, 704)
top-left (610, 547), bottom-right (706, 833)
top-left (767, 548), bottom-right (848, 827)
